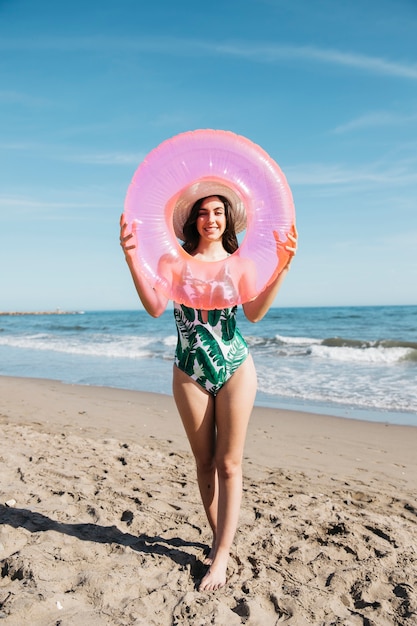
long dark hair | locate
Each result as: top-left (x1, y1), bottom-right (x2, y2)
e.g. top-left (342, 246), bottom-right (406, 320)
top-left (182, 195), bottom-right (239, 255)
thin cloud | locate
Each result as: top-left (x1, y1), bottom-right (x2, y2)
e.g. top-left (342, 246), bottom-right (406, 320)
top-left (0, 90), bottom-right (51, 106)
top-left (214, 42), bottom-right (417, 80)
top-left (0, 141), bottom-right (144, 166)
top-left (69, 152), bottom-right (144, 165)
top-left (0, 196), bottom-right (107, 209)
top-left (0, 195), bottom-right (116, 218)
top-left (333, 111), bottom-right (417, 133)
top-left (2, 36), bottom-right (417, 80)
top-left (286, 161), bottom-right (417, 187)
top-left (296, 46), bottom-right (417, 80)
top-left (0, 141), bottom-right (40, 150)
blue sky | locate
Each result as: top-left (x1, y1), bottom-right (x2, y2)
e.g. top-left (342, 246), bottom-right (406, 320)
top-left (1, 0), bottom-right (416, 311)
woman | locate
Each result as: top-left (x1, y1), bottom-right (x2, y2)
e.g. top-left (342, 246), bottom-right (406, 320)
top-left (120, 192), bottom-right (297, 591)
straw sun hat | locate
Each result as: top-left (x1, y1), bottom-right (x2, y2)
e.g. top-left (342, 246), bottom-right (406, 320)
top-left (172, 180), bottom-right (247, 241)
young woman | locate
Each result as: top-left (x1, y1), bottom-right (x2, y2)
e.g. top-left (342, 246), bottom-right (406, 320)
top-left (120, 193), bottom-right (297, 591)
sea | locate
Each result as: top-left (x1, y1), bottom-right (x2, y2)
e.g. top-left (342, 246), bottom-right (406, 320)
top-left (0, 305), bottom-right (416, 426)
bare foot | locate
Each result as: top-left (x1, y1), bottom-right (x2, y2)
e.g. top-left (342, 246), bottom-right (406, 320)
top-left (203, 540), bottom-right (216, 566)
top-left (199, 552), bottom-right (228, 592)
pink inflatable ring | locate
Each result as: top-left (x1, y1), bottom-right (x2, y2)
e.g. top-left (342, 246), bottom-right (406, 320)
top-left (124, 129), bottom-right (295, 310)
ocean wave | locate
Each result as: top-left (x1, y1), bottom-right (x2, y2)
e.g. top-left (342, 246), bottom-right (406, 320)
top-left (311, 343), bottom-right (415, 364)
top-left (163, 335), bottom-right (177, 347)
top-left (0, 334), bottom-right (157, 360)
top-left (246, 334), bottom-right (320, 349)
top-left (275, 334), bottom-right (320, 346)
top-left (322, 337), bottom-right (417, 350)
top-left (247, 333), bottom-right (417, 365)
top-left (3, 329), bottom-right (415, 367)
top-left (256, 363), bottom-right (417, 413)
top-left (42, 324), bottom-right (90, 332)
top-left (402, 350), bottom-right (417, 363)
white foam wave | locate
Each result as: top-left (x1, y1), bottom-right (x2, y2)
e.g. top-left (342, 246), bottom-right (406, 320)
top-left (310, 344), bottom-right (413, 364)
top-left (275, 334), bottom-right (320, 346)
top-left (0, 334), bottom-right (155, 360)
top-left (163, 335), bottom-right (177, 347)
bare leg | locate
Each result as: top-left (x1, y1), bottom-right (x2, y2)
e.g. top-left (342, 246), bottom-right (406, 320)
top-left (172, 366), bottom-right (218, 541)
top-left (199, 355), bottom-right (257, 591)
top-left (173, 358), bottom-right (257, 591)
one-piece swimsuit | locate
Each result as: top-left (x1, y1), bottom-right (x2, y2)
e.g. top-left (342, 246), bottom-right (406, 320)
top-left (174, 302), bottom-right (249, 396)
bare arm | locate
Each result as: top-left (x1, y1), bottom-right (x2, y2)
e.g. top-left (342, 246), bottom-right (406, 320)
top-left (120, 214), bottom-right (169, 318)
top-left (243, 226), bottom-right (297, 323)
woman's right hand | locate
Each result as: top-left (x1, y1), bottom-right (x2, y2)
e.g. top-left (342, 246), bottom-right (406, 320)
top-left (119, 214), bottom-right (137, 263)
top-left (119, 213), bottom-right (168, 317)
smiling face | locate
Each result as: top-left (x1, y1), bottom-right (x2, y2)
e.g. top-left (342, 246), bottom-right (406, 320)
top-left (182, 194), bottom-right (239, 255)
top-left (196, 196), bottom-right (227, 243)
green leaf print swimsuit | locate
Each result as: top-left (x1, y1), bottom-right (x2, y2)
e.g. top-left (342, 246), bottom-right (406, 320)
top-left (174, 302), bottom-right (249, 396)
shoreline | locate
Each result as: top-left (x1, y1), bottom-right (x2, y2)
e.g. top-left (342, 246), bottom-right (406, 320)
top-left (1, 369), bottom-right (416, 428)
top-left (1, 374), bottom-right (416, 486)
top-left (1, 375), bottom-right (416, 624)
top-left (255, 390), bottom-right (417, 428)
top-left (2, 305), bottom-right (416, 428)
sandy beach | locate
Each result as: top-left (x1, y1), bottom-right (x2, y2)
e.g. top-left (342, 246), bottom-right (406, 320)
top-left (0, 376), bottom-right (416, 625)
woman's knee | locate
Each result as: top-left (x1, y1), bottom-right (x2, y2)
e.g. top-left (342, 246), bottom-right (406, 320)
top-left (215, 456), bottom-right (242, 480)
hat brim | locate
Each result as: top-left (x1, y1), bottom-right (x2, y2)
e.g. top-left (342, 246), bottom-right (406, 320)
top-left (172, 179), bottom-right (247, 241)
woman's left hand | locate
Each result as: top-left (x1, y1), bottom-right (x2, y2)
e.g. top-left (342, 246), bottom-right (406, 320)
top-left (273, 224), bottom-right (298, 269)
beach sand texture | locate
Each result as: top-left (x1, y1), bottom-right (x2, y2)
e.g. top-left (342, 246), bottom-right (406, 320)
top-left (1, 377), bottom-right (416, 625)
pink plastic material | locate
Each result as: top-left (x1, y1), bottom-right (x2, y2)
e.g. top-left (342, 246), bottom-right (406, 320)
top-left (124, 129), bottom-right (295, 310)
